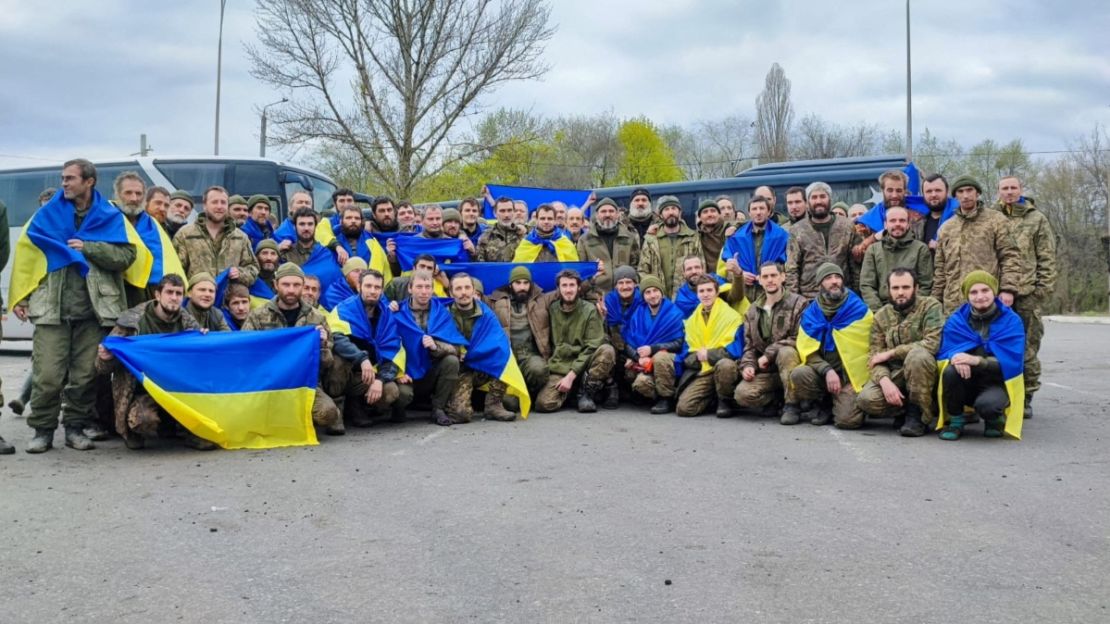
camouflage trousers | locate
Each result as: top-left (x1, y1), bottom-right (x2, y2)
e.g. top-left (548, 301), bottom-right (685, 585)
top-left (1011, 295), bottom-right (1043, 399)
top-left (324, 358), bottom-right (409, 418)
top-left (534, 345), bottom-right (617, 413)
top-left (629, 351), bottom-right (677, 400)
top-left (517, 353), bottom-right (549, 395)
top-left (446, 369), bottom-right (509, 423)
top-left (789, 365), bottom-right (862, 428)
top-left (855, 347), bottom-right (937, 423)
top-left (120, 394), bottom-right (168, 437)
top-left (734, 347), bottom-right (801, 407)
top-left (676, 359), bottom-right (739, 417)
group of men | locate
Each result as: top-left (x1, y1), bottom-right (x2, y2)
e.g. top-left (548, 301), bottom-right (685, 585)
top-left (0, 158), bottom-right (1053, 455)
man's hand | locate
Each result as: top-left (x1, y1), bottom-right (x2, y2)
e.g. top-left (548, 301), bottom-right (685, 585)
top-left (386, 239), bottom-right (397, 258)
top-left (999, 292), bottom-right (1014, 307)
top-left (743, 271), bottom-right (758, 286)
top-left (360, 360), bottom-right (375, 385)
top-left (879, 377), bottom-right (904, 407)
top-left (366, 379), bottom-right (383, 404)
top-left (638, 356), bottom-right (652, 369)
top-left (646, 224), bottom-right (659, 236)
top-left (278, 239), bottom-right (293, 252)
top-left (336, 246), bottom-right (350, 264)
top-left (462, 238), bottom-right (475, 254)
top-left (13, 303), bottom-right (28, 322)
top-left (595, 299), bottom-right (606, 318)
top-left (624, 359), bottom-right (635, 370)
top-left (97, 344), bottom-right (114, 361)
top-left (596, 259), bottom-right (606, 275)
top-left (422, 335), bottom-right (437, 351)
top-left (724, 257), bottom-right (742, 277)
top-left (228, 267), bottom-right (241, 280)
top-left (757, 355), bottom-right (770, 370)
top-left (724, 225), bottom-right (737, 237)
top-left (950, 352), bottom-right (979, 379)
top-left (556, 371), bottom-right (576, 394)
top-left (742, 366), bottom-right (756, 382)
top-left (388, 300), bottom-right (400, 312)
top-left (67, 238), bottom-right (84, 251)
top-left (696, 347), bottom-right (709, 363)
top-left (397, 374), bottom-right (412, 385)
top-left (868, 349), bottom-right (894, 368)
top-left (317, 326), bottom-right (328, 343)
top-left (636, 346), bottom-right (652, 359)
top-left (928, 239), bottom-right (937, 250)
top-left (825, 369), bottom-right (841, 395)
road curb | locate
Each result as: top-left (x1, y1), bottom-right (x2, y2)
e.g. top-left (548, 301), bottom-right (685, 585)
top-left (1046, 316), bottom-right (1110, 325)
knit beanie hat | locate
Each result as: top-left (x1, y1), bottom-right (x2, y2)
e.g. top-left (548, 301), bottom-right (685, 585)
top-left (509, 265), bottom-right (532, 284)
top-left (613, 265), bottom-right (639, 284)
top-left (228, 194), bottom-right (247, 207)
top-left (656, 195), bottom-right (681, 213)
top-left (188, 272), bottom-right (216, 290)
top-left (274, 263), bottom-right (305, 281)
top-left (697, 199), bottom-right (719, 216)
top-left (442, 208), bottom-right (462, 224)
top-left (961, 270), bottom-right (998, 299)
top-left (342, 257), bottom-right (368, 276)
top-left (254, 239), bottom-right (279, 255)
top-left (169, 190), bottom-right (194, 206)
top-left (640, 275), bottom-right (665, 295)
top-left (815, 262), bottom-right (844, 284)
top-left (247, 194), bottom-right (271, 209)
top-left (949, 175), bottom-right (983, 197)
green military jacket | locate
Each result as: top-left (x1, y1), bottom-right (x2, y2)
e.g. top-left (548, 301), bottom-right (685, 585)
top-left (577, 221), bottom-right (641, 294)
top-left (26, 240), bottom-right (136, 327)
top-left (739, 290), bottom-right (808, 371)
top-left (859, 233), bottom-right (934, 311)
top-left (173, 214), bottom-right (259, 285)
top-left (868, 295), bottom-right (944, 383)
top-left (475, 222), bottom-right (526, 263)
top-left (994, 199), bottom-right (1056, 301)
top-left (547, 297), bottom-right (606, 377)
top-left (638, 224), bottom-right (701, 299)
top-left (242, 298), bottom-right (332, 370)
top-left (785, 215), bottom-right (855, 299)
top-left (932, 203), bottom-right (1024, 313)
top-left (186, 301), bottom-right (230, 332)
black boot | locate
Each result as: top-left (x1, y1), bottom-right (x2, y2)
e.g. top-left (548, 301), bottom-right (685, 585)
top-left (0, 434), bottom-right (13, 455)
top-left (432, 408), bottom-right (453, 426)
top-left (715, 397), bottom-right (734, 418)
top-left (576, 375), bottom-right (597, 413)
top-left (602, 380), bottom-right (620, 410)
top-left (1023, 398), bottom-right (1033, 420)
top-left (26, 428), bottom-right (54, 454)
top-left (64, 426), bottom-right (95, 451)
top-left (899, 403), bottom-right (926, 437)
top-left (650, 398), bottom-right (672, 414)
top-left (780, 403), bottom-right (802, 425)
top-left (810, 401), bottom-right (833, 426)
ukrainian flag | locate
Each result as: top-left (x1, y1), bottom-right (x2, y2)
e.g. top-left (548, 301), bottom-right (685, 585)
top-left (389, 236), bottom-right (468, 271)
top-left (102, 327), bottom-right (321, 449)
top-left (394, 298), bottom-right (467, 380)
top-left (936, 301), bottom-right (1026, 439)
top-left (459, 301), bottom-right (531, 419)
top-left (330, 224), bottom-right (393, 284)
top-left (676, 299), bottom-right (744, 376)
top-left (133, 212), bottom-right (186, 287)
top-left (513, 228), bottom-right (579, 262)
top-left (273, 216), bottom-right (338, 247)
top-left (326, 295), bottom-right (406, 374)
top-left (439, 262), bottom-right (600, 294)
top-left (8, 190), bottom-right (152, 308)
top-left (796, 292), bottom-right (873, 392)
top-left (214, 269), bottom-right (274, 309)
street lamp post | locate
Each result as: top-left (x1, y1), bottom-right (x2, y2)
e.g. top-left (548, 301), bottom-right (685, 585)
top-left (214, 0), bottom-right (227, 156)
top-left (905, 0), bottom-right (913, 163)
top-left (260, 98), bottom-right (289, 157)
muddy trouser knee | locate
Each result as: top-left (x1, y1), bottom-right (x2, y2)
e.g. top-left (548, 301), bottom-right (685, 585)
top-left (775, 347), bottom-right (801, 404)
top-left (856, 380), bottom-right (897, 417)
top-left (535, 374), bottom-right (570, 413)
top-left (734, 373), bottom-right (778, 408)
top-left (788, 365), bottom-right (825, 403)
top-left (676, 374), bottom-right (715, 416)
top-left (902, 347), bottom-right (937, 420)
top-left (832, 383), bottom-right (863, 428)
top-left (518, 354), bottom-right (549, 395)
top-left (28, 319), bottom-right (104, 431)
top-left (713, 359), bottom-right (739, 400)
top-left (311, 387), bottom-right (340, 427)
top-left (632, 351), bottom-right (676, 400)
top-left (587, 345), bottom-right (616, 385)
top-left (1012, 296), bottom-right (1042, 398)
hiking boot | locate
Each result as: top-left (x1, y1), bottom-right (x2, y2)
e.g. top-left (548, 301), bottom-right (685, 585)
top-left (350, 412), bottom-right (376, 428)
top-left (122, 432), bottom-right (145, 450)
top-left (64, 426), bottom-right (95, 451)
top-left (483, 393), bottom-right (517, 422)
top-left (324, 420), bottom-right (347, 436)
top-left (899, 403), bottom-right (926, 437)
top-left (389, 405), bottom-right (407, 424)
top-left (83, 421), bottom-right (111, 442)
top-left (650, 398), bottom-right (672, 414)
top-left (715, 398), bottom-right (734, 418)
top-left (983, 415), bottom-right (1006, 438)
top-left (939, 415), bottom-right (966, 441)
top-left (799, 400), bottom-right (818, 423)
top-left (0, 434), bottom-right (14, 455)
top-left (780, 403), bottom-right (802, 425)
top-left (760, 403), bottom-right (782, 419)
top-left (810, 406), bottom-right (833, 426)
top-left (432, 408), bottom-right (453, 427)
top-left (577, 374), bottom-right (598, 413)
top-left (1023, 399), bottom-right (1033, 420)
top-left (602, 381), bottom-right (620, 410)
top-left (8, 399), bottom-right (24, 416)
top-left (182, 433), bottom-right (217, 451)
top-left (26, 429), bottom-right (54, 453)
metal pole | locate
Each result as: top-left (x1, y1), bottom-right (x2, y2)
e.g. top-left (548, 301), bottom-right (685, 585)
top-left (140, 133), bottom-right (149, 156)
top-left (259, 111), bottom-right (267, 157)
top-left (905, 0), bottom-right (913, 163)
top-left (214, 0), bottom-right (227, 155)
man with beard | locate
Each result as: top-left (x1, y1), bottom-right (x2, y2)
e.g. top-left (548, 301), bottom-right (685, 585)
top-left (445, 273), bottom-right (519, 422)
top-left (329, 269), bottom-right (410, 427)
top-left (578, 198), bottom-right (641, 295)
top-left (334, 204), bottom-right (375, 263)
top-left (785, 182), bottom-right (855, 299)
top-left (513, 204), bottom-right (578, 262)
top-left (440, 208), bottom-right (477, 258)
top-left (166, 191), bottom-right (193, 238)
top-left (280, 207), bottom-right (342, 295)
top-left (112, 172), bottom-right (155, 306)
top-left (183, 272), bottom-right (230, 332)
top-left (734, 262), bottom-right (808, 424)
top-left (782, 186), bottom-right (808, 231)
top-left (851, 170), bottom-right (909, 270)
top-left (96, 274), bottom-right (212, 450)
top-left (639, 196), bottom-right (701, 298)
top-left (790, 263), bottom-right (872, 427)
top-left (222, 284), bottom-right (251, 330)
top-left (913, 175), bottom-right (954, 251)
top-left (859, 206), bottom-right (933, 311)
top-left (674, 274), bottom-right (743, 418)
top-left (600, 266), bottom-right (642, 408)
top-left (228, 195), bottom-right (249, 227)
top-left (855, 268), bottom-right (943, 436)
top-left (488, 266), bottom-right (552, 403)
top-left (417, 204), bottom-right (447, 239)
top-left (254, 239), bottom-right (280, 292)
top-left (368, 196), bottom-right (399, 234)
top-left (696, 200), bottom-right (727, 276)
top-left (477, 196), bottom-right (527, 262)
top-left (622, 275), bottom-right (685, 414)
top-left (672, 255), bottom-right (745, 318)
top-left (535, 270), bottom-right (615, 413)
top-left (565, 207), bottom-right (587, 243)
top-left (174, 186), bottom-right (259, 287)
top-left (302, 275), bottom-right (323, 309)
top-left (624, 188), bottom-right (655, 242)
top-left (994, 175), bottom-right (1055, 419)
top-left (719, 195), bottom-right (789, 305)
top-left (144, 186), bottom-right (171, 227)
top-left (716, 196), bottom-right (745, 228)
top-left (242, 263), bottom-right (344, 436)
top-left (322, 257), bottom-right (367, 310)
top-left (241, 194), bottom-right (275, 249)
top-left (513, 200), bottom-right (529, 226)
top-left (932, 176), bottom-right (1023, 313)
top-left (393, 270), bottom-right (465, 426)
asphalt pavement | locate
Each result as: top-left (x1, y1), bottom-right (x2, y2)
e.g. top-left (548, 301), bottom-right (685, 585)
top-left (1, 320), bottom-right (1108, 624)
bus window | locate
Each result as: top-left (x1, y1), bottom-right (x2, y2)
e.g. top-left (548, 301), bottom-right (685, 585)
top-left (309, 175), bottom-right (337, 213)
top-left (155, 162), bottom-right (228, 196)
top-left (0, 169), bottom-right (59, 226)
top-left (94, 163), bottom-right (152, 200)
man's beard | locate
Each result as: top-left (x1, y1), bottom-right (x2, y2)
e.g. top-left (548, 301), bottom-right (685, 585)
top-left (167, 213), bottom-right (188, 225)
top-left (342, 225), bottom-right (362, 238)
top-left (629, 205), bottom-right (652, 220)
top-left (595, 218), bottom-right (618, 233)
top-left (156, 302), bottom-right (180, 316)
top-left (663, 215), bottom-right (680, 228)
top-left (260, 262), bottom-right (277, 272)
top-left (820, 287), bottom-right (845, 302)
top-left (511, 290), bottom-right (530, 304)
top-left (120, 202), bottom-right (144, 217)
top-left (810, 205), bottom-right (829, 219)
top-left (893, 294), bottom-right (916, 311)
top-left (298, 235), bottom-right (315, 245)
top-left (280, 294), bottom-right (300, 307)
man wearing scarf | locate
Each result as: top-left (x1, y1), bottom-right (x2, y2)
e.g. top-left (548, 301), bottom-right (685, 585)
top-left (334, 204), bottom-right (373, 262)
top-left (601, 266), bottom-right (643, 409)
top-left (625, 275), bottom-right (685, 415)
top-left (673, 255), bottom-right (746, 319)
top-left (696, 200), bottom-right (727, 276)
top-left (639, 196), bottom-right (701, 298)
top-left (513, 204), bottom-right (579, 263)
top-left (855, 268), bottom-right (943, 436)
top-left (488, 266), bottom-right (553, 401)
top-left (719, 195), bottom-right (789, 305)
top-left (578, 198), bottom-right (641, 295)
top-left (790, 263), bottom-right (872, 428)
top-left (674, 274), bottom-right (743, 418)
top-left (241, 195), bottom-right (275, 249)
top-left (394, 270), bottom-right (465, 426)
top-left (323, 257), bottom-right (367, 311)
top-left (112, 171), bottom-right (158, 307)
top-left (254, 239), bottom-right (280, 292)
top-left (858, 206), bottom-right (933, 311)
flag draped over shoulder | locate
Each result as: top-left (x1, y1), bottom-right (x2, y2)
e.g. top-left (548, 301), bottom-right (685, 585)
top-left (481, 184), bottom-right (592, 220)
top-left (673, 274), bottom-right (729, 318)
top-left (133, 212), bottom-right (186, 287)
top-left (439, 262), bottom-right (600, 294)
top-left (333, 226), bottom-right (391, 282)
top-left (513, 228), bottom-right (579, 262)
top-left (604, 288), bottom-right (641, 328)
top-left (676, 301), bottom-right (744, 377)
top-left (796, 293), bottom-right (874, 392)
top-left (394, 298), bottom-right (468, 380)
top-left (859, 197), bottom-right (957, 235)
top-left (321, 279), bottom-right (355, 311)
top-left (214, 269), bottom-right (274, 309)
top-left (240, 218), bottom-right (273, 250)
top-left (103, 327), bottom-right (320, 449)
top-left (717, 220), bottom-right (789, 276)
top-left (460, 301), bottom-right (531, 419)
top-left (299, 244), bottom-right (344, 293)
top-left (936, 300), bottom-right (1025, 439)
top-left (273, 217), bottom-right (338, 247)
top-left (327, 295), bottom-right (406, 373)
top-left (622, 297), bottom-right (685, 351)
top-left (388, 236), bottom-right (467, 271)
top-left (9, 190), bottom-right (152, 307)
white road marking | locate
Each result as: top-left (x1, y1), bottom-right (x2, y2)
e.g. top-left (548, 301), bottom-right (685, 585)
top-left (1044, 382), bottom-right (1108, 400)
top-left (827, 428), bottom-right (880, 464)
top-left (418, 429), bottom-right (448, 446)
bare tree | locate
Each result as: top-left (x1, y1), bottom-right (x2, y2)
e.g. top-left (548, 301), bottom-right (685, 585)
top-left (248, 0), bottom-right (555, 198)
top-left (754, 63), bottom-right (793, 163)
top-left (791, 114), bottom-right (881, 160)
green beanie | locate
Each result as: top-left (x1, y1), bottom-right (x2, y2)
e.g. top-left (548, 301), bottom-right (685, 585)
top-left (640, 275), bottom-right (665, 295)
top-left (169, 190), bottom-right (194, 206)
top-left (274, 263), bottom-right (305, 281)
top-left (228, 194), bottom-right (247, 207)
top-left (697, 199), bottom-right (719, 216)
top-left (815, 262), bottom-right (844, 284)
top-left (949, 175), bottom-right (983, 197)
top-left (657, 195), bottom-right (681, 213)
top-left (509, 265), bottom-right (532, 284)
top-left (342, 257), bottom-right (368, 276)
top-left (247, 194), bottom-right (271, 209)
top-left (188, 272), bottom-right (216, 290)
top-left (961, 270), bottom-right (998, 299)
top-left (832, 201), bottom-right (850, 213)
top-left (255, 239), bottom-right (279, 255)
top-left (442, 208), bottom-right (462, 224)
top-left (595, 197), bottom-right (618, 210)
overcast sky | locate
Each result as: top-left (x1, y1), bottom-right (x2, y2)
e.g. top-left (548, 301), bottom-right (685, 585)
top-left (2, 0), bottom-right (1107, 170)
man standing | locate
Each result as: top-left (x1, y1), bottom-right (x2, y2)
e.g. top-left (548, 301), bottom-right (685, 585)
top-left (458, 198), bottom-right (487, 247)
top-left (638, 195), bottom-right (701, 298)
top-left (912, 174), bottom-right (956, 251)
top-left (222, 284), bottom-right (252, 330)
top-left (241, 194), bottom-right (275, 249)
top-left (577, 198), bottom-right (641, 294)
top-left (144, 186), bottom-right (171, 227)
top-left (719, 195), bottom-right (789, 304)
top-left (624, 188), bottom-right (655, 242)
top-left (442, 208), bottom-right (477, 258)
top-left (785, 182), bottom-right (855, 299)
top-left (734, 262), bottom-right (807, 424)
top-left (696, 199), bottom-right (727, 275)
top-left (855, 269), bottom-right (943, 436)
top-left (173, 186), bottom-right (259, 286)
top-left (228, 195), bottom-right (249, 227)
top-left (565, 207), bottom-right (587, 243)
top-left (242, 263), bottom-right (344, 436)
top-left (622, 275), bottom-right (685, 414)
top-left (445, 274), bottom-right (519, 422)
top-left (534, 270), bottom-right (616, 413)
top-left (782, 186), bottom-right (808, 231)
top-left (393, 270), bottom-right (465, 426)
top-left (513, 204), bottom-right (578, 262)
top-left (790, 263), bottom-right (872, 428)
top-left (716, 196), bottom-right (744, 228)
top-left (111, 171), bottom-right (154, 306)
top-left (183, 272), bottom-right (230, 332)
top-left (166, 190), bottom-right (194, 238)
top-left (254, 239), bottom-right (280, 292)
top-left (932, 176), bottom-right (1023, 313)
top-left (994, 176), bottom-right (1055, 419)
top-left (368, 197), bottom-right (399, 234)
top-left (333, 204), bottom-right (374, 263)
top-left (280, 207), bottom-right (342, 295)
top-left (674, 274), bottom-right (743, 418)
top-left (858, 206), bottom-right (933, 311)
top-left (477, 196), bottom-right (526, 262)
top-left (15, 159), bottom-right (138, 453)
top-left (417, 204), bottom-right (447, 239)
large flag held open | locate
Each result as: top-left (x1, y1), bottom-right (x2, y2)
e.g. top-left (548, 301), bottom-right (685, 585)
top-left (103, 327), bottom-right (321, 449)
top-left (439, 262), bottom-right (600, 294)
top-left (481, 184), bottom-right (592, 220)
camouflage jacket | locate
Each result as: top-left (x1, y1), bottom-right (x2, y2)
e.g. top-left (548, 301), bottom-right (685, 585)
top-left (475, 222), bottom-right (527, 263)
top-left (932, 203), bottom-right (1023, 313)
top-left (241, 298), bottom-right (333, 370)
top-left (173, 214), bottom-right (259, 285)
top-left (638, 224), bottom-right (702, 299)
top-left (858, 233), bottom-right (934, 311)
top-left (994, 200), bottom-right (1056, 301)
top-left (739, 290), bottom-right (808, 371)
top-left (785, 215), bottom-right (855, 299)
top-left (185, 301), bottom-right (230, 332)
top-left (868, 295), bottom-right (944, 383)
top-left (577, 222), bottom-right (641, 295)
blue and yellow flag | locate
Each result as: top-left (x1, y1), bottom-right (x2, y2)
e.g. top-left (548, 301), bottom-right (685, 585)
top-left (332, 225), bottom-right (393, 283)
top-left (240, 218), bottom-right (274, 250)
top-left (481, 184), bottom-right (591, 219)
top-left (298, 243), bottom-right (344, 294)
top-left (102, 327), bottom-right (320, 449)
top-left (9, 190), bottom-right (152, 307)
top-left (717, 219), bottom-right (789, 277)
top-left (604, 287), bottom-right (641, 329)
top-left (439, 262), bottom-right (599, 294)
top-left (394, 298), bottom-right (468, 380)
top-left (386, 236), bottom-right (467, 271)
top-left (327, 295), bottom-right (406, 373)
top-left (673, 274), bottom-right (731, 318)
top-left (460, 301), bottom-right (531, 419)
top-left (273, 216), bottom-right (338, 247)
top-left (936, 300), bottom-right (1025, 439)
top-left (133, 212), bottom-right (186, 287)
top-left (796, 292), bottom-right (874, 392)
top-left (321, 279), bottom-right (355, 311)
top-left (622, 296), bottom-right (685, 351)
top-left (513, 228), bottom-right (579, 263)
top-left (675, 300), bottom-right (744, 377)
top-left (214, 269), bottom-right (274, 309)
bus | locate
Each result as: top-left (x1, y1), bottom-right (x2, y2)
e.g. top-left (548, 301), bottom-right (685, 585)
top-left (0, 156), bottom-right (349, 340)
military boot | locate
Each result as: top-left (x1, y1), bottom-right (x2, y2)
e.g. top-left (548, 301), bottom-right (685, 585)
top-left (483, 388), bottom-right (517, 422)
top-left (83, 421), bottom-right (111, 442)
top-left (602, 380), bottom-right (620, 410)
top-left (715, 397), bottom-right (734, 418)
top-left (650, 398), bottom-right (672, 414)
top-left (26, 429), bottom-right (54, 454)
top-left (64, 426), bottom-right (95, 451)
top-left (939, 415), bottom-right (966, 441)
top-left (576, 374), bottom-right (597, 413)
top-left (348, 400), bottom-right (376, 428)
top-left (183, 433), bottom-right (217, 451)
top-left (798, 400), bottom-right (817, 423)
top-left (432, 408), bottom-right (453, 426)
top-left (810, 402), bottom-right (833, 426)
top-left (389, 404), bottom-right (407, 424)
top-left (983, 414), bottom-right (1006, 439)
top-left (780, 403), bottom-right (802, 425)
top-left (0, 434), bottom-right (14, 455)
top-left (8, 399), bottom-right (25, 416)
top-left (122, 431), bottom-right (145, 450)
top-left (1023, 398), bottom-right (1033, 420)
top-left (899, 403), bottom-right (926, 437)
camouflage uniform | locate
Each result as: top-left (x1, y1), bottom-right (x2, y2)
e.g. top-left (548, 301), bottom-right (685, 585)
top-left (785, 215), bottom-right (855, 299)
top-left (476, 223), bottom-right (526, 263)
top-left (995, 199), bottom-right (1056, 401)
top-left (577, 222), bottom-right (641, 294)
top-left (404, 303), bottom-right (463, 419)
top-left (185, 301), bottom-right (230, 332)
top-left (535, 297), bottom-right (616, 413)
top-left (931, 202), bottom-right (1023, 313)
top-left (242, 299), bottom-right (341, 431)
top-left (97, 301), bottom-right (202, 443)
top-left (445, 302), bottom-right (512, 422)
top-left (638, 224), bottom-right (702, 299)
top-left (855, 295), bottom-right (944, 422)
top-left (674, 304), bottom-right (740, 417)
top-left (789, 297), bottom-right (864, 427)
top-left (173, 214), bottom-right (259, 285)
top-left (858, 233), bottom-right (934, 311)
top-left (733, 291), bottom-right (808, 408)
top-left (328, 304), bottom-right (410, 423)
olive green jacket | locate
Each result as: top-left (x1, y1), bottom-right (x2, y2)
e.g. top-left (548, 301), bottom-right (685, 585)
top-left (26, 241), bottom-right (137, 327)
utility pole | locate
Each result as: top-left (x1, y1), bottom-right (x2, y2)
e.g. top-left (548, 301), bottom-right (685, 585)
top-left (260, 98), bottom-right (288, 157)
top-left (214, 0), bottom-right (227, 155)
top-left (140, 133), bottom-right (150, 156)
top-left (905, 0), bottom-right (913, 163)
